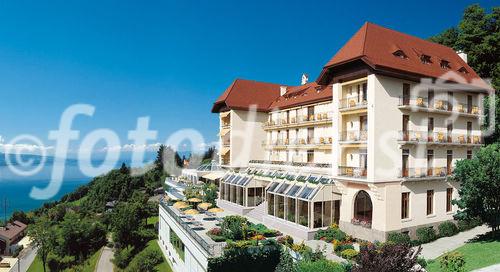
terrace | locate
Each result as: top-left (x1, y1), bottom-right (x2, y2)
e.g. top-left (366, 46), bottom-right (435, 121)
top-left (262, 137), bottom-right (333, 149)
top-left (398, 130), bottom-right (482, 146)
top-left (262, 111), bottom-right (333, 130)
top-left (160, 200), bottom-right (227, 256)
top-left (399, 167), bottom-right (454, 179)
top-left (398, 96), bottom-right (481, 117)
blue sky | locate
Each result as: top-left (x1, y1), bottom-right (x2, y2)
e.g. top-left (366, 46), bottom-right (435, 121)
top-left (0, 0), bottom-right (496, 155)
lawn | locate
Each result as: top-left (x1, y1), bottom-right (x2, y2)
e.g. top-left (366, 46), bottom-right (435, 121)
top-left (27, 247), bottom-right (102, 272)
top-left (147, 215), bottom-right (159, 226)
top-left (118, 240), bottom-right (173, 272)
top-left (426, 233), bottom-right (500, 271)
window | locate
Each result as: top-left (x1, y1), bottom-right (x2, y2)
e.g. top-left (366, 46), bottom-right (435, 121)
top-left (170, 228), bottom-right (185, 261)
top-left (447, 120), bottom-right (453, 142)
top-left (467, 95), bottom-right (473, 113)
top-left (428, 89), bottom-right (434, 107)
top-left (401, 192), bottom-right (410, 219)
top-left (458, 67), bottom-right (468, 74)
top-left (427, 190), bottom-right (434, 215)
top-left (446, 188), bottom-right (453, 212)
top-left (362, 83), bottom-right (368, 101)
top-left (393, 50), bottom-right (408, 59)
top-left (354, 190), bottom-right (373, 223)
top-left (467, 149), bottom-right (473, 159)
top-left (420, 54), bottom-right (432, 64)
top-left (307, 150), bottom-right (314, 163)
top-left (440, 60), bottom-right (451, 69)
top-left (467, 122), bottom-right (472, 143)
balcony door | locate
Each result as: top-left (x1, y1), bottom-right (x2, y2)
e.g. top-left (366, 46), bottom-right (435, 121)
top-left (362, 83), bottom-right (368, 102)
top-left (467, 95), bottom-right (472, 113)
top-left (307, 128), bottom-right (314, 144)
top-left (467, 122), bottom-right (472, 143)
top-left (427, 150), bottom-right (434, 176)
top-left (428, 118), bottom-right (434, 141)
top-left (402, 149), bottom-right (409, 177)
top-left (447, 150), bottom-right (453, 175)
top-left (428, 89), bottom-right (434, 108)
top-left (402, 115), bottom-right (410, 141)
top-left (448, 92), bottom-right (453, 111)
top-left (403, 83), bottom-right (410, 105)
top-left (360, 149), bottom-right (367, 177)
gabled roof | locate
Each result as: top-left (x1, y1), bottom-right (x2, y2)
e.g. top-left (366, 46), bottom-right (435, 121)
top-left (318, 22), bottom-right (492, 90)
top-left (211, 79), bottom-right (283, 113)
top-left (0, 220), bottom-right (27, 241)
top-left (268, 82), bottom-right (332, 110)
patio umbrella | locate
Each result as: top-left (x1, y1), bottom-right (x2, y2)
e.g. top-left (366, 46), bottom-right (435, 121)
top-left (184, 209), bottom-right (200, 215)
top-left (188, 197), bottom-right (202, 203)
top-left (173, 201), bottom-right (189, 209)
top-left (198, 202), bottom-right (213, 210)
top-left (208, 207), bottom-right (224, 213)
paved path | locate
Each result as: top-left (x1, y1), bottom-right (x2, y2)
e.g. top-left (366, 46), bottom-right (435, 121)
top-left (9, 246), bottom-right (37, 272)
top-left (95, 247), bottom-right (113, 272)
top-left (420, 225), bottom-right (490, 260)
top-left (473, 264), bottom-right (500, 271)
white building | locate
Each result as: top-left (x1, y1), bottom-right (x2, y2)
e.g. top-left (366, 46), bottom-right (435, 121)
top-left (159, 22), bottom-right (493, 272)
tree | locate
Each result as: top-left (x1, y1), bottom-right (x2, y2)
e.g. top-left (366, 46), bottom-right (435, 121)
top-left (275, 249), bottom-right (296, 272)
top-left (154, 145), bottom-right (165, 172)
top-left (202, 183), bottom-right (218, 207)
top-left (354, 243), bottom-right (424, 272)
top-left (28, 216), bottom-right (55, 272)
top-left (453, 144), bottom-right (500, 231)
top-left (430, 5), bottom-right (500, 144)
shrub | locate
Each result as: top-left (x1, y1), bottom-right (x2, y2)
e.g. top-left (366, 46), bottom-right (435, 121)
top-left (334, 242), bottom-right (354, 255)
top-left (416, 227), bottom-right (437, 244)
top-left (439, 252), bottom-right (466, 272)
top-left (417, 257), bottom-right (428, 268)
top-left (296, 259), bottom-right (345, 272)
top-left (125, 246), bottom-right (163, 272)
top-left (277, 235), bottom-right (294, 246)
top-left (208, 239), bottom-right (281, 272)
top-left (354, 243), bottom-right (424, 272)
top-left (275, 249), bottom-right (297, 272)
top-left (208, 227), bottom-right (222, 236)
top-left (251, 234), bottom-right (265, 241)
top-left (314, 226), bottom-right (347, 242)
top-left (340, 249), bottom-right (358, 260)
top-left (438, 221), bottom-right (459, 237)
top-left (457, 218), bottom-right (482, 231)
top-left (221, 215), bottom-right (248, 241)
top-left (113, 245), bottom-right (135, 269)
top-left (301, 245), bottom-right (326, 262)
top-left (291, 242), bottom-right (308, 253)
top-left (387, 232), bottom-right (411, 245)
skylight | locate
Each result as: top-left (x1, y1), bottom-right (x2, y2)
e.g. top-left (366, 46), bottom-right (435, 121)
top-left (440, 60), bottom-right (451, 69)
top-left (393, 50), bottom-right (408, 59)
top-left (420, 54), bottom-right (432, 64)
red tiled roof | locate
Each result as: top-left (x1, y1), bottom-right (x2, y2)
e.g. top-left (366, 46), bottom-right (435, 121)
top-left (319, 22), bottom-right (492, 90)
top-left (211, 79), bottom-right (283, 113)
top-left (268, 82), bottom-right (332, 110)
top-left (0, 221), bottom-right (27, 241)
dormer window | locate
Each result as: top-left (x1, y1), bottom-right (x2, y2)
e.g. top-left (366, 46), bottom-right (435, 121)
top-left (458, 67), bottom-right (468, 74)
top-left (440, 60), bottom-right (451, 69)
top-left (393, 50), bottom-right (408, 59)
top-left (420, 54), bottom-right (432, 64)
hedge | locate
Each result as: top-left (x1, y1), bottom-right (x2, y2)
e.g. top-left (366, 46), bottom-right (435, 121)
top-left (416, 227), bottom-right (437, 244)
top-left (438, 221), bottom-right (459, 237)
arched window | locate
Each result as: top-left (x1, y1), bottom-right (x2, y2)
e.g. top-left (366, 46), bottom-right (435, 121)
top-left (354, 190), bottom-right (373, 223)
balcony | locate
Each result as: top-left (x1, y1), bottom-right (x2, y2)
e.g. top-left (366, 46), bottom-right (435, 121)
top-left (398, 131), bottom-right (482, 146)
top-left (262, 112), bottom-right (333, 130)
top-left (338, 166), bottom-right (367, 179)
top-left (262, 137), bottom-right (333, 149)
top-left (249, 160), bottom-right (331, 169)
top-left (398, 96), bottom-right (480, 117)
top-left (399, 167), bottom-right (453, 179)
top-left (339, 98), bottom-right (367, 112)
top-left (339, 130), bottom-right (368, 143)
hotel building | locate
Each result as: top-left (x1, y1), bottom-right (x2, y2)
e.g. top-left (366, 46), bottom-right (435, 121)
top-left (158, 22), bottom-right (492, 272)
top-left (211, 22), bottom-right (491, 241)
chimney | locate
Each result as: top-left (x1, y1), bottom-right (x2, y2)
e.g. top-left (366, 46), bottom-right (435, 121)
top-left (457, 51), bottom-right (468, 63)
top-left (301, 73), bottom-right (309, 85)
top-left (280, 86), bottom-right (287, 96)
